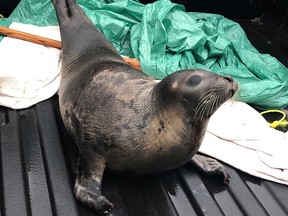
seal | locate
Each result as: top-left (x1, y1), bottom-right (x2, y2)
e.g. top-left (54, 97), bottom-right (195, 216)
top-left (52, 0), bottom-right (238, 215)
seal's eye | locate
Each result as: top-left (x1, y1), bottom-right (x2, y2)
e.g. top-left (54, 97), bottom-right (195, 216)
top-left (188, 76), bottom-right (202, 86)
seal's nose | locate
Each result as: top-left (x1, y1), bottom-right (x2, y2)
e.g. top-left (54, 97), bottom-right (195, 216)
top-left (222, 75), bottom-right (233, 83)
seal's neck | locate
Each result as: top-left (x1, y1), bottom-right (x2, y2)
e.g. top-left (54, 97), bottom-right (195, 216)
top-left (151, 79), bottom-right (179, 107)
top-left (149, 82), bottom-right (189, 133)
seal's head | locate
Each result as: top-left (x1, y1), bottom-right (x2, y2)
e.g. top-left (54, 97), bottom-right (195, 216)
top-left (153, 69), bottom-right (238, 121)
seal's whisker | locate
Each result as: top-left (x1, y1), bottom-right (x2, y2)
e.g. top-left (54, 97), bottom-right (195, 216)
top-left (215, 84), bottom-right (230, 93)
top-left (197, 104), bottom-right (206, 120)
top-left (210, 94), bottom-right (220, 116)
top-left (195, 94), bottom-right (212, 119)
top-left (200, 97), bottom-right (213, 119)
top-left (198, 90), bottom-right (214, 105)
top-left (194, 82), bottom-right (231, 120)
top-left (199, 102), bottom-right (208, 119)
top-left (195, 89), bottom-right (218, 119)
top-left (209, 96), bottom-right (218, 115)
top-left (195, 98), bottom-right (206, 119)
top-left (216, 93), bottom-right (223, 107)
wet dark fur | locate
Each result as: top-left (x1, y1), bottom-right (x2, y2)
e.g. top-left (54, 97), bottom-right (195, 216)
top-left (52, 0), bottom-right (238, 215)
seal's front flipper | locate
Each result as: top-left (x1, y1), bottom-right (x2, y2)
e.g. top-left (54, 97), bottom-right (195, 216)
top-left (190, 154), bottom-right (230, 184)
top-left (74, 155), bottom-right (113, 215)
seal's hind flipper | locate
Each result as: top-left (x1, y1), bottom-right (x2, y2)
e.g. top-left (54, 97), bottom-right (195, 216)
top-left (51, 0), bottom-right (72, 23)
top-left (52, 0), bottom-right (96, 39)
top-left (53, 0), bottom-right (93, 24)
top-left (190, 154), bottom-right (230, 184)
top-left (52, 0), bottom-right (124, 63)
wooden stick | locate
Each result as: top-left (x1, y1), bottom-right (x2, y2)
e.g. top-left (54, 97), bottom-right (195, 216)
top-left (0, 25), bottom-right (141, 70)
top-left (0, 25), bottom-right (62, 49)
top-left (122, 56), bottom-right (141, 70)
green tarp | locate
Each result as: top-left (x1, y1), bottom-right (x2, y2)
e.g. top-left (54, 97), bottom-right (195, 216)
top-left (1, 0), bottom-right (288, 109)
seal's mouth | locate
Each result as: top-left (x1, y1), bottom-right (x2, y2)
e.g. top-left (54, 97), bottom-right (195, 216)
top-left (228, 89), bottom-right (235, 98)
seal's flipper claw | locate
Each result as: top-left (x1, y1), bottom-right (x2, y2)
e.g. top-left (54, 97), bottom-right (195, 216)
top-left (52, 0), bottom-right (94, 25)
top-left (190, 154), bottom-right (230, 184)
top-left (51, 0), bottom-right (67, 23)
top-left (74, 155), bottom-right (113, 215)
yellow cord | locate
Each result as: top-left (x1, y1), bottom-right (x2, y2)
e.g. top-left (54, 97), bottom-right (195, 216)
top-left (260, 110), bottom-right (288, 128)
top-left (0, 14), bottom-right (4, 19)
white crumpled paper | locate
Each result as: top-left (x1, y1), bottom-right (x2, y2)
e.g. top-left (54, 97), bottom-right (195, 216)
top-left (0, 22), bottom-right (61, 109)
top-left (200, 100), bottom-right (288, 185)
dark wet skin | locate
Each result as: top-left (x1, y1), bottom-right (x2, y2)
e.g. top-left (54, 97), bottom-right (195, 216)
top-left (52, 0), bottom-right (238, 215)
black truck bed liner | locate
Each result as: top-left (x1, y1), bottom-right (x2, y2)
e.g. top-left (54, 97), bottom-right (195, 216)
top-left (0, 0), bottom-right (288, 215)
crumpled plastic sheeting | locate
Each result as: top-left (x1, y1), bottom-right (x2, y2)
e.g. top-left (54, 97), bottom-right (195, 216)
top-left (130, 0), bottom-right (288, 109)
top-left (1, 0), bottom-right (288, 109)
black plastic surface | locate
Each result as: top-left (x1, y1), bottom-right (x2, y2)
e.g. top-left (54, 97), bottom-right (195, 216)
top-left (0, 0), bottom-right (21, 17)
top-left (0, 98), bottom-right (288, 216)
top-left (0, 0), bottom-right (288, 216)
top-left (141, 0), bottom-right (275, 19)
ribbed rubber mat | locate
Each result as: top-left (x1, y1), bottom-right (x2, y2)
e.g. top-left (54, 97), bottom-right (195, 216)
top-left (0, 2), bottom-right (288, 216)
top-left (0, 97), bottom-right (287, 216)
